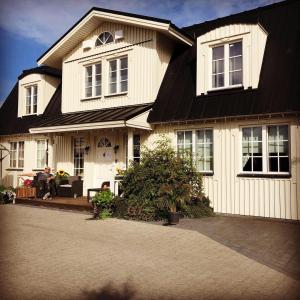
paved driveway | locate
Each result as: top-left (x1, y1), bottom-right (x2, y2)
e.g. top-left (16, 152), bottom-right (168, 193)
top-left (0, 205), bottom-right (299, 300)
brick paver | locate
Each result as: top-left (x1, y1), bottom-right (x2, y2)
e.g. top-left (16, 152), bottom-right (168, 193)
top-left (0, 205), bottom-right (299, 299)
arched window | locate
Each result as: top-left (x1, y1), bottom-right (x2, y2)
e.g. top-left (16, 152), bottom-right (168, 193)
top-left (96, 32), bottom-right (114, 46)
top-left (97, 137), bottom-right (112, 148)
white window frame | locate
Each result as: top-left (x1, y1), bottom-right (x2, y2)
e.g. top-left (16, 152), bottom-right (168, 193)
top-left (83, 62), bottom-right (102, 99)
top-left (36, 140), bottom-right (47, 169)
top-left (210, 40), bottom-right (243, 91)
top-left (9, 141), bottom-right (24, 169)
top-left (176, 129), bottom-right (214, 173)
top-left (25, 85), bottom-right (38, 115)
top-left (240, 124), bottom-right (290, 175)
top-left (73, 137), bottom-right (85, 177)
top-left (108, 56), bottom-right (128, 95)
top-left (96, 31), bottom-right (114, 46)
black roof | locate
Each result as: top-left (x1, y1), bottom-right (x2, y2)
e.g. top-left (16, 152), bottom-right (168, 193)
top-left (148, 0), bottom-right (300, 123)
top-left (0, 83), bottom-right (62, 136)
top-left (18, 66), bottom-right (62, 80)
top-left (37, 7), bottom-right (192, 63)
top-left (32, 103), bottom-right (152, 129)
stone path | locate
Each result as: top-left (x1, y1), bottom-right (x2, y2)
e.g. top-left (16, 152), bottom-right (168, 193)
top-left (0, 205), bottom-right (299, 299)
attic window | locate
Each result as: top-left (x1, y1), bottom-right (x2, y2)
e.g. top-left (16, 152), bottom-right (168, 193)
top-left (97, 137), bottom-right (112, 148)
top-left (96, 32), bottom-right (114, 46)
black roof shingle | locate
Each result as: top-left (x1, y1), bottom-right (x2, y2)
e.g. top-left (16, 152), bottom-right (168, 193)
top-left (148, 0), bottom-right (300, 123)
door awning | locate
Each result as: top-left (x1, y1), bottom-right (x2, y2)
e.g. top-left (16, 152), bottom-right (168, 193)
top-left (29, 104), bottom-right (152, 133)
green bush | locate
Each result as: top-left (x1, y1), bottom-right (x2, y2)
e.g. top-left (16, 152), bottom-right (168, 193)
top-left (182, 196), bottom-right (214, 218)
top-left (116, 136), bottom-right (204, 221)
top-left (92, 190), bottom-right (114, 219)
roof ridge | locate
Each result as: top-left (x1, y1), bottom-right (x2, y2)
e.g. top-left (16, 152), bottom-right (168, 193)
top-left (182, 0), bottom-right (292, 31)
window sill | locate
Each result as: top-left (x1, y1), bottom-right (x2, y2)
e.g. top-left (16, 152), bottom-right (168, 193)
top-left (104, 92), bottom-right (128, 98)
top-left (32, 169), bottom-right (45, 172)
top-left (199, 172), bottom-right (214, 176)
top-left (207, 85), bottom-right (244, 94)
top-left (6, 168), bottom-right (24, 171)
top-left (81, 96), bottom-right (102, 102)
top-left (237, 173), bottom-right (291, 179)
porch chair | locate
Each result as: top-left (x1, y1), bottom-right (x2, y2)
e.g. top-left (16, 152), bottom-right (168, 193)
top-left (57, 176), bottom-right (83, 198)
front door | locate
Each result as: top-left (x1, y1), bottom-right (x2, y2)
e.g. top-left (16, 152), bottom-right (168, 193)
top-left (95, 136), bottom-right (115, 186)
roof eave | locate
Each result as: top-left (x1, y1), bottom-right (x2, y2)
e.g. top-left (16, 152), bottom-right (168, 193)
top-left (37, 9), bottom-right (193, 67)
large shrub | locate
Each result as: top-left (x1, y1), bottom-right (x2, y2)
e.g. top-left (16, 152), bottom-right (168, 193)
top-left (116, 136), bottom-right (204, 220)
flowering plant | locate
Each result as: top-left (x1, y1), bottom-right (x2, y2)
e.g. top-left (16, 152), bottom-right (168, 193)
top-left (23, 179), bottom-right (32, 187)
top-left (116, 168), bottom-right (125, 176)
top-left (55, 170), bottom-right (70, 180)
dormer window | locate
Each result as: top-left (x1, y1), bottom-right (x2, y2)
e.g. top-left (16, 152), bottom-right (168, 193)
top-left (212, 41), bottom-right (243, 89)
top-left (25, 85), bottom-right (37, 115)
top-left (96, 32), bottom-right (114, 46)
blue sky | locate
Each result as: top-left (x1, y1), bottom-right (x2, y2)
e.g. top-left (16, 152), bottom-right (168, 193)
top-left (0, 0), bottom-right (281, 106)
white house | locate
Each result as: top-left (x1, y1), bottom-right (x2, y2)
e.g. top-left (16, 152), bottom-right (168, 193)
top-left (1, 0), bottom-right (300, 220)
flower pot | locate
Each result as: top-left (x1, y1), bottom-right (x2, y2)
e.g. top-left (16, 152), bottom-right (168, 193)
top-left (167, 212), bottom-right (179, 225)
top-left (93, 205), bottom-right (100, 219)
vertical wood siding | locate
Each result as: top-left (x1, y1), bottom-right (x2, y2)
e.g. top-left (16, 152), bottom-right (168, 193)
top-left (62, 22), bottom-right (173, 113)
top-left (146, 117), bottom-right (300, 220)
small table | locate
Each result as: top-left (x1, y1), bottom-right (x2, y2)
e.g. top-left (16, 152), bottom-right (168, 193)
top-left (87, 188), bottom-right (102, 203)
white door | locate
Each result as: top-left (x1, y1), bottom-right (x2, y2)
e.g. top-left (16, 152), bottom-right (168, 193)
top-left (94, 136), bottom-right (115, 187)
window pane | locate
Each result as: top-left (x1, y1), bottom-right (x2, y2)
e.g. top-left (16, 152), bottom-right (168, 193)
top-left (185, 131), bottom-right (192, 144)
top-left (86, 66), bottom-right (92, 76)
top-left (253, 127), bottom-right (262, 141)
top-left (229, 71), bottom-right (242, 85)
top-left (229, 42), bottom-right (242, 57)
top-left (95, 74), bottom-right (101, 86)
top-left (120, 81), bottom-right (128, 92)
top-left (212, 46), bottom-right (224, 60)
top-left (279, 125), bottom-right (288, 140)
top-left (279, 157), bottom-right (289, 172)
top-left (278, 141), bottom-right (289, 156)
top-left (252, 142), bottom-right (262, 156)
top-left (268, 141), bottom-right (277, 156)
top-left (243, 156), bottom-right (252, 171)
top-left (95, 85), bottom-right (101, 96)
top-left (120, 57), bottom-right (128, 69)
top-left (109, 83), bottom-right (117, 94)
top-left (269, 157), bottom-right (278, 172)
top-left (85, 87), bottom-right (92, 98)
top-left (212, 74), bottom-right (224, 88)
top-left (177, 132), bottom-right (184, 144)
top-left (242, 128), bottom-right (251, 141)
top-left (229, 56), bottom-right (242, 71)
top-left (110, 71), bottom-right (117, 82)
top-left (253, 157), bottom-right (262, 171)
top-left (268, 126), bottom-right (277, 141)
top-left (109, 60), bottom-right (117, 72)
top-left (205, 130), bottom-right (213, 143)
top-left (242, 142), bottom-right (251, 155)
top-left (120, 69), bottom-right (128, 81)
top-left (196, 130), bottom-right (204, 143)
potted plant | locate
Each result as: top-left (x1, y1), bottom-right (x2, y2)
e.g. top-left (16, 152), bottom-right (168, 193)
top-left (55, 169), bottom-right (70, 185)
top-left (92, 189), bottom-right (114, 219)
top-left (158, 183), bottom-right (191, 225)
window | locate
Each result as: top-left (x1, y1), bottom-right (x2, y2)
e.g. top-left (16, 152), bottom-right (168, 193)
top-left (85, 63), bottom-right (102, 98)
top-left (177, 129), bottom-right (213, 173)
top-left (36, 140), bottom-right (47, 169)
top-left (73, 138), bottom-right (84, 177)
top-left (268, 125), bottom-right (289, 172)
top-left (25, 85), bottom-right (37, 115)
top-left (133, 134), bottom-right (140, 163)
top-left (241, 125), bottom-right (289, 174)
top-left (242, 127), bottom-right (263, 172)
top-left (96, 32), bottom-right (114, 46)
top-left (10, 141), bottom-right (24, 168)
top-left (98, 137), bottom-right (111, 148)
top-left (212, 41), bottom-right (242, 89)
top-left (109, 56), bottom-right (128, 94)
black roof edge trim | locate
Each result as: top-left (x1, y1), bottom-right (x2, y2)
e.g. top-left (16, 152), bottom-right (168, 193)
top-left (182, 0), bottom-right (295, 33)
top-left (149, 111), bottom-right (300, 125)
top-left (18, 66), bottom-right (62, 80)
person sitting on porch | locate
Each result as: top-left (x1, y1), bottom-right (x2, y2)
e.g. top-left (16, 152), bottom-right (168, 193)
top-left (18, 167), bottom-right (56, 200)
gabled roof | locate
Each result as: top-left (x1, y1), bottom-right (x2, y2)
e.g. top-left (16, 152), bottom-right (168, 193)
top-left (18, 66), bottom-right (61, 80)
top-left (0, 83), bottom-right (62, 136)
top-left (37, 7), bottom-right (194, 68)
top-left (148, 0), bottom-right (300, 124)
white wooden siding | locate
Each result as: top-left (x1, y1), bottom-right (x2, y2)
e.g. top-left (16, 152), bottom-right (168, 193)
top-left (146, 117), bottom-right (300, 220)
top-left (18, 74), bottom-right (60, 117)
top-left (62, 22), bottom-right (173, 113)
top-left (197, 23), bottom-right (267, 95)
top-left (0, 134), bottom-right (54, 187)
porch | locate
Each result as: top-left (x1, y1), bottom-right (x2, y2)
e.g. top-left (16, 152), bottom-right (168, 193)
top-left (15, 196), bottom-right (93, 212)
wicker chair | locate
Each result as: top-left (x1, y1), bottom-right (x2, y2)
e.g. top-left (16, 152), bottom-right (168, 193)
top-left (57, 176), bottom-right (83, 198)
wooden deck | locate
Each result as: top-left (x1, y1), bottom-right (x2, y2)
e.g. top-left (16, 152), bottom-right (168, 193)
top-left (15, 196), bottom-right (93, 212)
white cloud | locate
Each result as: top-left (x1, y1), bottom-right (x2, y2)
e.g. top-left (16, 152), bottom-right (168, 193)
top-left (0, 0), bottom-right (281, 46)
